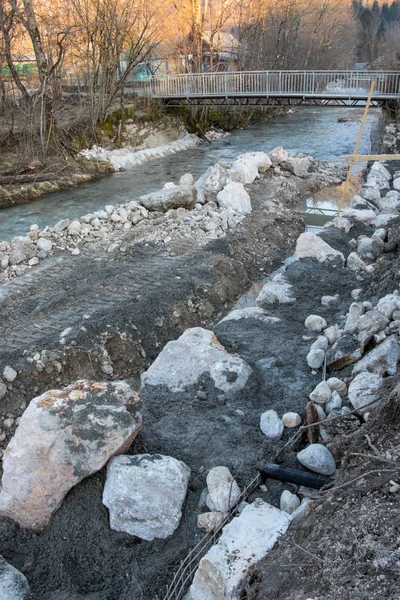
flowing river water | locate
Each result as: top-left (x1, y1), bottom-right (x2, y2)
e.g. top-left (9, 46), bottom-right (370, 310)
top-left (0, 106), bottom-right (379, 240)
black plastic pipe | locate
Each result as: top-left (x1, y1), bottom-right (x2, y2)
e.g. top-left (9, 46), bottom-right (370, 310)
top-left (260, 463), bottom-right (332, 490)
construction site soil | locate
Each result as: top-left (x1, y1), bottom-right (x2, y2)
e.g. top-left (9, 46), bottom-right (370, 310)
top-left (1, 166), bottom-right (397, 600)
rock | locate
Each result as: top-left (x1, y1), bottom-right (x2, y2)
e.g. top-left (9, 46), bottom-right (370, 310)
top-left (256, 273), bottom-right (296, 306)
top-left (348, 372), bottom-right (382, 411)
top-left (347, 252), bottom-right (367, 271)
top-left (305, 315), bottom-right (327, 333)
top-left (291, 497), bottom-right (313, 522)
top-left (341, 208), bottom-right (376, 224)
top-left (352, 335), bottom-right (400, 377)
top-left (0, 382), bottom-right (6, 401)
top-left (220, 307), bottom-right (281, 324)
top-left (206, 466), bottom-right (241, 512)
top-left (103, 454), bottom-right (190, 541)
top-left (281, 156), bottom-right (310, 178)
top-left (54, 219), bottom-right (70, 233)
top-left (141, 328), bottom-right (251, 394)
top-left (344, 302), bottom-right (365, 335)
top-left (309, 380), bottom-right (331, 405)
top-left (357, 235), bottom-right (384, 259)
top-left (373, 228), bottom-right (386, 241)
top-left (68, 220), bottom-right (82, 235)
top-left (376, 294), bottom-right (399, 319)
top-left (179, 173), bottom-right (194, 186)
top-left (188, 499), bottom-right (291, 600)
top-left (282, 412), bottom-right (301, 428)
top-left (3, 366), bottom-right (17, 382)
top-left (393, 177), bottom-right (400, 191)
top-left (260, 410), bottom-right (284, 440)
top-left (28, 257), bottom-right (39, 266)
top-left (311, 336), bottom-right (329, 352)
top-left (326, 334), bottom-right (362, 370)
top-left (269, 146), bottom-right (289, 166)
top-left (377, 191), bottom-right (400, 213)
top-left (36, 238), bottom-right (53, 254)
top-left (324, 325), bottom-right (338, 346)
top-left (372, 213), bottom-right (398, 227)
top-left (360, 183), bottom-right (381, 202)
top-left (295, 232), bottom-right (345, 265)
top-left (216, 182), bottom-right (251, 215)
top-left (321, 294), bottom-right (339, 307)
top-left (297, 443), bottom-right (336, 476)
top-left (280, 490), bottom-right (301, 514)
top-left (230, 152), bottom-right (271, 184)
top-left (325, 217), bottom-right (353, 233)
top-left (0, 380), bottom-right (141, 529)
top-left (197, 511), bottom-right (226, 533)
top-left (195, 163), bottom-right (230, 203)
top-left (326, 390), bottom-right (342, 413)
top-left (357, 309), bottom-right (389, 350)
top-left (351, 288), bottom-right (363, 300)
top-left (140, 185), bottom-right (197, 212)
top-left (350, 194), bottom-right (373, 210)
top-left (9, 236), bottom-right (35, 265)
top-left (306, 349), bottom-right (325, 369)
top-left (369, 162), bottom-right (391, 182)
top-left (0, 556), bottom-right (31, 600)
top-left (326, 377), bottom-right (347, 397)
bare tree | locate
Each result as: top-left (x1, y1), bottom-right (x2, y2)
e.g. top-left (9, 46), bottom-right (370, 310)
top-left (69, 0), bottom-right (160, 131)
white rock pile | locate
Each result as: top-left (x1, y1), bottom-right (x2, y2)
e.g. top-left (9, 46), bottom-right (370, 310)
top-left (80, 132), bottom-right (201, 169)
top-left (0, 147), bottom-right (300, 284)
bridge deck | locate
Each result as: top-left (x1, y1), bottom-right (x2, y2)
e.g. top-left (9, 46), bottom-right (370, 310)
top-left (144, 70), bottom-right (400, 105)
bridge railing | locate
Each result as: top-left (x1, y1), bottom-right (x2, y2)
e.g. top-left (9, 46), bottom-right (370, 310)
top-left (144, 70), bottom-right (400, 99)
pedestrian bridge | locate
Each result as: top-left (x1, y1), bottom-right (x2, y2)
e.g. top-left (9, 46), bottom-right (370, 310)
top-left (143, 70), bottom-right (400, 107)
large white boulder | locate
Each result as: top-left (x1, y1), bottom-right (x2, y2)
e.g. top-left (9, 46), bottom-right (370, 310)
top-left (141, 328), bottom-right (251, 393)
top-left (256, 273), bottom-right (296, 306)
top-left (229, 152), bottom-right (271, 184)
top-left (377, 190), bottom-right (400, 213)
top-left (348, 372), bottom-right (382, 411)
top-left (206, 466), bottom-right (241, 512)
top-left (340, 209), bottom-right (376, 224)
top-left (188, 499), bottom-right (291, 600)
top-left (216, 182), bottom-right (252, 215)
top-left (369, 162), bottom-right (391, 183)
top-left (102, 454), bottom-right (190, 541)
top-left (269, 146), bottom-right (289, 166)
top-left (294, 233), bottom-right (345, 265)
top-left (9, 236), bottom-right (35, 265)
top-left (0, 380), bottom-right (141, 529)
top-left (195, 163), bottom-right (231, 203)
top-left (139, 185), bottom-right (197, 212)
top-left (0, 556), bottom-right (31, 600)
top-left (282, 156), bottom-right (310, 178)
top-left (352, 335), bottom-right (400, 377)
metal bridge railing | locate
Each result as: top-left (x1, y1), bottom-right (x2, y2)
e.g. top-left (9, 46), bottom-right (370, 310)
top-left (144, 70), bottom-right (400, 100)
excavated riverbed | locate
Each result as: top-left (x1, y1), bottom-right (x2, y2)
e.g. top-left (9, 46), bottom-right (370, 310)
top-left (0, 157), bottom-right (359, 599)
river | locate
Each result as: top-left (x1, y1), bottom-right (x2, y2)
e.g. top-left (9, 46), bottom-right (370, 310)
top-left (0, 106), bottom-right (379, 240)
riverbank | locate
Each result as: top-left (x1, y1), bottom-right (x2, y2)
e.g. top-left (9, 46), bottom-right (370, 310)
top-left (0, 149), bottom-right (347, 598)
top-left (0, 106), bottom-right (379, 241)
top-left (1, 146), bottom-right (400, 598)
